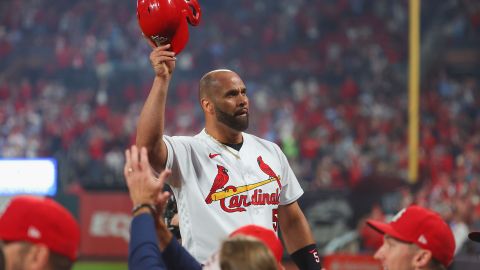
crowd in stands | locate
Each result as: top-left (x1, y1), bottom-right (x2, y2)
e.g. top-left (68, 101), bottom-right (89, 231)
top-left (1, 0), bottom-right (480, 255)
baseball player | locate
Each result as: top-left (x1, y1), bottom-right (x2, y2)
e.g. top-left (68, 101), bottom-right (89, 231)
top-left (125, 145), bottom-right (282, 270)
top-left (136, 44), bottom-right (321, 269)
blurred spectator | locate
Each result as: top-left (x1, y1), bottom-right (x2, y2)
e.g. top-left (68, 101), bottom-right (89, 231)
top-left (0, 195), bottom-right (80, 270)
top-left (367, 205), bottom-right (455, 270)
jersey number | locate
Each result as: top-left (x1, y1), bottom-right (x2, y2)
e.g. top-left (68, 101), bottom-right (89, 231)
top-left (310, 249), bottom-right (320, 263)
top-left (272, 209), bottom-right (278, 232)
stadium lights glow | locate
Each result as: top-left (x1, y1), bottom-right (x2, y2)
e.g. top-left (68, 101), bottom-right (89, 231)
top-left (0, 159), bottom-right (57, 196)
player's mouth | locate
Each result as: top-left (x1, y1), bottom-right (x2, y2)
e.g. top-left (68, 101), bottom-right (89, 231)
top-left (235, 108), bottom-right (248, 117)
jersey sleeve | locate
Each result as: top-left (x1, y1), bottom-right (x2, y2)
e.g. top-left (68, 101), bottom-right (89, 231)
top-left (274, 143), bottom-right (304, 205)
top-left (163, 135), bottom-right (192, 187)
top-left (163, 135), bottom-right (177, 170)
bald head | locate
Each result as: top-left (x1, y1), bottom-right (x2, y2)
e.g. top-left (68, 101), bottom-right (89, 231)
top-left (199, 69), bottom-right (238, 100)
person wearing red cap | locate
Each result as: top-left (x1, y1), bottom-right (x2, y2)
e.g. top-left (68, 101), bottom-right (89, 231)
top-left (203, 234), bottom-right (279, 270)
top-left (125, 145), bottom-right (283, 270)
top-left (227, 224), bottom-right (285, 270)
top-left (229, 224), bottom-right (284, 265)
top-left (366, 205), bottom-right (455, 270)
top-left (0, 195), bottom-right (80, 270)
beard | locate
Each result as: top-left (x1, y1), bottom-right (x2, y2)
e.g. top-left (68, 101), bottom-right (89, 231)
top-left (215, 106), bottom-right (249, 132)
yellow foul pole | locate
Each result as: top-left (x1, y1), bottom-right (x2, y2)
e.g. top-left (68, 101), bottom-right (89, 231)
top-left (408, 0), bottom-right (420, 183)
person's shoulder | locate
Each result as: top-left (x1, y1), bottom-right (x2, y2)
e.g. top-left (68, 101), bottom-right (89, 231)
top-left (165, 132), bottom-right (206, 144)
top-left (244, 132), bottom-right (280, 149)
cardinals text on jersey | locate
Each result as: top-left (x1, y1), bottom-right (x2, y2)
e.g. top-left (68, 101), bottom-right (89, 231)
top-left (205, 156), bottom-right (281, 213)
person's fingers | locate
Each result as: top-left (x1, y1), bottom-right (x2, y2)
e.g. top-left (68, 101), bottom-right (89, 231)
top-left (153, 50), bottom-right (175, 57)
top-left (171, 213), bottom-right (179, 227)
top-left (149, 47), bottom-right (176, 76)
top-left (139, 147), bottom-right (149, 171)
top-left (156, 191), bottom-right (171, 214)
top-left (158, 191), bottom-right (170, 202)
top-left (150, 48), bottom-right (175, 59)
top-left (153, 43), bottom-right (172, 51)
top-left (131, 145), bottom-right (140, 170)
top-left (161, 57), bottom-right (176, 62)
top-left (151, 170), bottom-right (169, 193)
top-left (124, 148), bottom-right (132, 179)
top-left (164, 57), bottom-right (177, 63)
top-left (150, 44), bottom-right (173, 55)
top-left (157, 169), bottom-right (171, 185)
top-left (150, 55), bottom-right (176, 66)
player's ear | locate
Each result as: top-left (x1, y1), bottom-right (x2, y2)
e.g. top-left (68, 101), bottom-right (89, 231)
top-left (201, 98), bottom-right (215, 114)
top-left (412, 248), bottom-right (432, 268)
top-left (25, 243), bottom-right (50, 270)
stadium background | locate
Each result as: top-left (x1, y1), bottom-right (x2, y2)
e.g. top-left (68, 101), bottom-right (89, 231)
top-left (1, 0), bottom-right (479, 269)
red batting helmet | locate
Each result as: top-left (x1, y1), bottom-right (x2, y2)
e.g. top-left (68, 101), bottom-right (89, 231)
top-left (137, 0), bottom-right (201, 54)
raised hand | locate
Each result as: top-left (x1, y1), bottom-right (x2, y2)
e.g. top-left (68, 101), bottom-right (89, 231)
top-left (148, 43), bottom-right (176, 78)
top-left (124, 145), bottom-right (170, 208)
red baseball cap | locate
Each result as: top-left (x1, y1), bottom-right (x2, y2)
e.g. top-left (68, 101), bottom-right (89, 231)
top-left (469, 232), bottom-right (480, 242)
top-left (230, 225), bottom-right (283, 263)
top-left (0, 196), bottom-right (80, 261)
top-left (367, 205), bottom-right (455, 267)
top-left (137, 0), bottom-right (201, 54)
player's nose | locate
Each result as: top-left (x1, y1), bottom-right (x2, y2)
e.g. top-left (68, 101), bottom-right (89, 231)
top-left (373, 245), bottom-right (385, 261)
top-left (238, 94), bottom-right (248, 107)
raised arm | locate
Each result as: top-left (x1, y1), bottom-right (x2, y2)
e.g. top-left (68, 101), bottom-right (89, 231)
top-left (136, 44), bottom-right (176, 172)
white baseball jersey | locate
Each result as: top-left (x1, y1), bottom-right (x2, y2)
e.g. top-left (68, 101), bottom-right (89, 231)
top-left (163, 129), bottom-right (304, 262)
